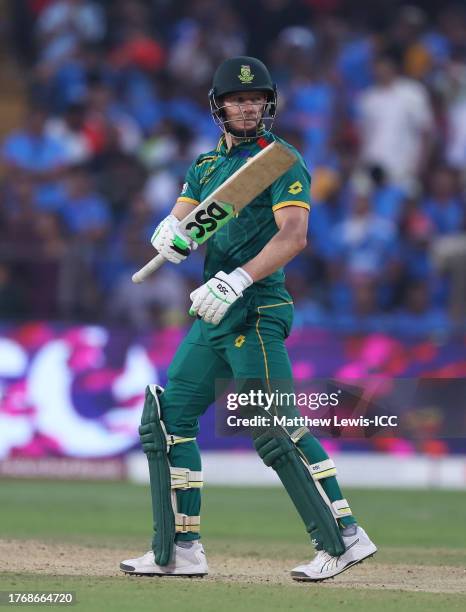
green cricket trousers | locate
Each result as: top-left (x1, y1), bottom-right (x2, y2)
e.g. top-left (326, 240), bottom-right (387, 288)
top-left (155, 285), bottom-right (355, 541)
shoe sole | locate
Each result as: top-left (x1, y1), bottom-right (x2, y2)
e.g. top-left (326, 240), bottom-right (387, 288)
top-left (121, 571), bottom-right (207, 578)
top-left (120, 563), bottom-right (207, 577)
top-left (291, 550), bottom-right (377, 583)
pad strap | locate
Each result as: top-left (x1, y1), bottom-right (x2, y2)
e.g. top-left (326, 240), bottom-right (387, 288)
top-left (290, 426), bottom-right (309, 444)
top-left (332, 498), bottom-right (352, 518)
top-left (307, 460), bottom-right (352, 518)
top-left (170, 469), bottom-right (202, 534)
top-left (166, 434), bottom-right (196, 447)
top-left (308, 459), bottom-right (337, 480)
top-left (175, 514), bottom-right (201, 533)
top-left (156, 408), bottom-right (195, 450)
top-left (170, 467), bottom-right (203, 490)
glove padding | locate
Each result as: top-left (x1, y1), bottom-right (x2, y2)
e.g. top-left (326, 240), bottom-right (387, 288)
top-left (189, 268), bottom-right (253, 325)
top-left (151, 214), bottom-right (198, 264)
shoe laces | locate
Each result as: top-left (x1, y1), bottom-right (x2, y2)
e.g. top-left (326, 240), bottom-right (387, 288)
top-left (319, 550), bottom-right (335, 563)
top-left (313, 549), bottom-right (340, 571)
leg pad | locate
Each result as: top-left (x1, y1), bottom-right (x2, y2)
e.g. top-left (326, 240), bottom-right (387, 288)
top-left (139, 385), bottom-right (202, 565)
top-left (254, 430), bottom-right (345, 556)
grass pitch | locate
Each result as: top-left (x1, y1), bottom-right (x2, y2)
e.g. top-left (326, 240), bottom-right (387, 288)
top-left (0, 481), bottom-right (465, 611)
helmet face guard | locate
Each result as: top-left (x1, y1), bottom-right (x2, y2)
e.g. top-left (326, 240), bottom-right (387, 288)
top-left (208, 87), bottom-right (277, 139)
top-left (208, 56), bottom-right (278, 140)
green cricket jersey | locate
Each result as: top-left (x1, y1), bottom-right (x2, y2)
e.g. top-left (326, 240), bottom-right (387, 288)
top-left (177, 132), bottom-right (311, 288)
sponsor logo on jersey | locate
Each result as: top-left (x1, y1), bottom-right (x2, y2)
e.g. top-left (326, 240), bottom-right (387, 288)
top-left (181, 182), bottom-right (188, 194)
top-left (238, 65), bottom-right (254, 83)
top-left (200, 165), bottom-right (217, 185)
top-left (234, 335), bottom-right (246, 348)
top-left (185, 201), bottom-right (233, 242)
top-left (288, 180), bottom-right (303, 195)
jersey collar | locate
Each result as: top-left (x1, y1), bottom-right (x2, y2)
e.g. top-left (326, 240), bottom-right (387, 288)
top-left (216, 126), bottom-right (272, 155)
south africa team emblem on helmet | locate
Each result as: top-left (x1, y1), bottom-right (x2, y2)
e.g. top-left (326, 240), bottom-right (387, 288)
top-left (238, 65), bottom-right (254, 83)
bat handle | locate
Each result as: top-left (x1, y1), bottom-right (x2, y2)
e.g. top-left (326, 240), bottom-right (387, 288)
top-left (132, 253), bottom-right (166, 283)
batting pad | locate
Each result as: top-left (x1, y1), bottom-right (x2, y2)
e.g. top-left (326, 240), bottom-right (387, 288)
top-left (139, 385), bottom-right (201, 566)
top-left (254, 430), bottom-right (346, 557)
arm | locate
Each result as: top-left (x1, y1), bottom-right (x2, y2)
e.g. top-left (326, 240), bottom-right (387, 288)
top-left (171, 200), bottom-right (198, 221)
top-left (149, 166), bottom-right (200, 263)
top-left (189, 205), bottom-right (309, 325)
top-left (242, 206), bottom-right (309, 281)
top-left (189, 154), bottom-right (312, 323)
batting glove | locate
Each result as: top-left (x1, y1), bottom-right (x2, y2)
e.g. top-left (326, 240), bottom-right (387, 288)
top-left (151, 214), bottom-right (198, 264)
top-left (189, 268), bottom-right (253, 325)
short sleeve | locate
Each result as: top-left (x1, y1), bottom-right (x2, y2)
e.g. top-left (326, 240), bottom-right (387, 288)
top-left (269, 160), bottom-right (311, 213)
top-left (176, 161), bottom-right (200, 206)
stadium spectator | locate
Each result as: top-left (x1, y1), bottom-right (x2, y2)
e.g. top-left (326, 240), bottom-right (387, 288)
top-left (110, 25), bottom-right (165, 73)
top-left (35, 0), bottom-right (105, 67)
top-left (282, 57), bottom-right (336, 166)
top-left (422, 166), bottom-right (464, 235)
top-left (83, 78), bottom-right (143, 155)
top-left (45, 100), bottom-right (92, 163)
top-left (60, 164), bottom-right (111, 240)
top-left (444, 56), bottom-right (466, 170)
top-left (2, 106), bottom-right (65, 175)
top-left (328, 177), bottom-right (399, 282)
top-left (395, 279), bottom-right (451, 337)
top-left (432, 233), bottom-right (466, 323)
top-left (2, 105), bottom-right (68, 211)
top-left (356, 52), bottom-right (434, 188)
top-left (326, 174), bottom-right (400, 312)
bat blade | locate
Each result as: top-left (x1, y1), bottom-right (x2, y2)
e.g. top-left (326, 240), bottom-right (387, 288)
top-left (132, 142), bottom-right (297, 283)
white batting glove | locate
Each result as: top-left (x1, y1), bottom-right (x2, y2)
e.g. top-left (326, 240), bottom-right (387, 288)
top-left (189, 268), bottom-right (253, 325)
top-left (150, 214), bottom-right (198, 264)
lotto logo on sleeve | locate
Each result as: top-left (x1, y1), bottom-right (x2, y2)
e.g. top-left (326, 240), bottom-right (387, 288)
top-left (288, 181), bottom-right (303, 195)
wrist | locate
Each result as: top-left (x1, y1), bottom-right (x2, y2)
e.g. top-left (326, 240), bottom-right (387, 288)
top-left (231, 267), bottom-right (253, 291)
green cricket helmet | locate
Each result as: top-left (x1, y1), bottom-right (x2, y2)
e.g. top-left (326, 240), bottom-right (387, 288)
top-left (209, 56), bottom-right (277, 138)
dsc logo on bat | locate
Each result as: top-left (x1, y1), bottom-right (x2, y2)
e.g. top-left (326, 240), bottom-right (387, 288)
top-left (185, 200), bottom-right (234, 243)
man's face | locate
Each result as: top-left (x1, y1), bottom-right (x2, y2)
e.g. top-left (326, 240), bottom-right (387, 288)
top-left (222, 91), bottom-right (267, 134)
top-left (27, 110), bottom-right (46, 136)
top-left (374, 59), bottom-right (397, 85)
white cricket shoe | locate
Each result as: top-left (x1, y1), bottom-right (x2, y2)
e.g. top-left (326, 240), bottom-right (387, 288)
top-left (291, 525), bottom-right (377, 582)
top-left (120, 541), bottom-right (208, 577)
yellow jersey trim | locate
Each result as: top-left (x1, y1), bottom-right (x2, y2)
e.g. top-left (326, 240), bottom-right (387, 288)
top-left (216, 136), bottom-right (226, 152)
top-left (255, 301), bottom-right (294, 418)
top-left (255, 299), bottom-right (316, 468)
top-left (272, 201), bottom-right (310, 212)
top-left (176, 196), bottom-right (199, 206)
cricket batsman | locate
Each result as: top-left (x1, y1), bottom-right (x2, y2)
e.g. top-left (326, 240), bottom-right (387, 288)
top-left (120, 56), bottom-right (377, 581)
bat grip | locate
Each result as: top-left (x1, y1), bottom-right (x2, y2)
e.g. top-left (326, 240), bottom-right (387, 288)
top-left (132, 253), bottom-right (166, 283)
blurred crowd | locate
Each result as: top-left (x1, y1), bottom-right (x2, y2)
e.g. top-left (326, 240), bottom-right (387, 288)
top-left (1, 0), bottom-right (466, 334)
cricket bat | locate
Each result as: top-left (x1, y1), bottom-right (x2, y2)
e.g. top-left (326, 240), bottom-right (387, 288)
top-left (132, 141), bottom-right (297, 283)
